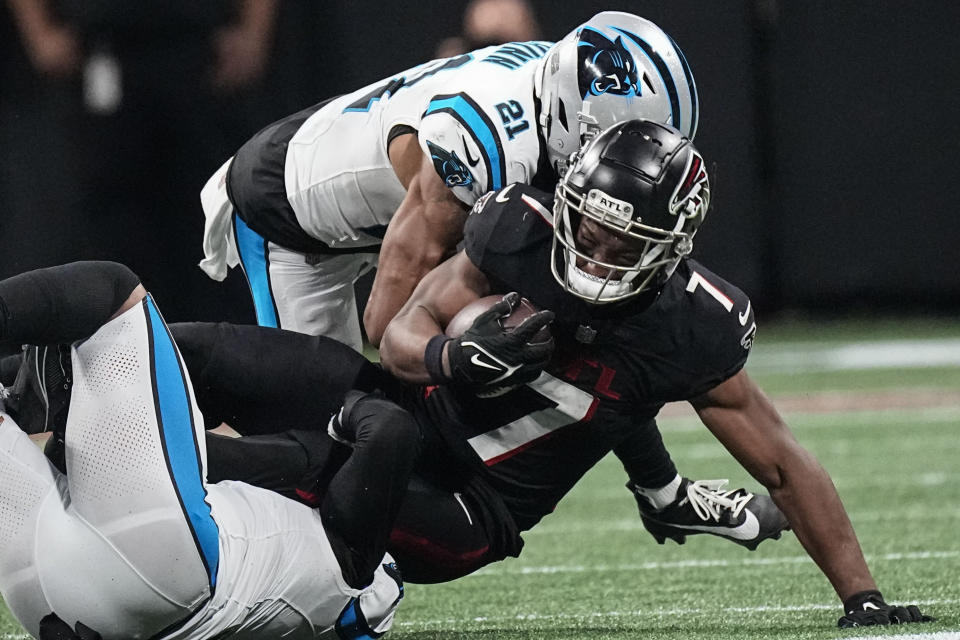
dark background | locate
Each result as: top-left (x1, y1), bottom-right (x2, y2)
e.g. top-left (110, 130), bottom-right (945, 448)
top-left (2, 0), bottom-right (958, 324)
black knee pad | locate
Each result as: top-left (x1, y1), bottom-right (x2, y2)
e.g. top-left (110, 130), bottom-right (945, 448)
top-left (340, 390), bottom-right (420, 454)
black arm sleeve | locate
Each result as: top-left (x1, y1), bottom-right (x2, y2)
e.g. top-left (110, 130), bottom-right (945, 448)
top-left (0, 261), bottom-right (140, 346)
top-left (170, 321), bottom-right (396, 435)
top-left (613, 417), bottom-right (679, 488)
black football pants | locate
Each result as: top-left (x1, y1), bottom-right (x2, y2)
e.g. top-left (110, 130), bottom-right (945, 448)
top-left (170, 321), bottom-right (511, 584)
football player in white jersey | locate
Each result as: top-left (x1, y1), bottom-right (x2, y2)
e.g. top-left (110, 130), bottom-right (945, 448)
top-left (0, 262), bottom-right (410, 640)
top-left (196, 10), bottom-right (784, 555)
top-left (198, 10), bottom-right (698, 350)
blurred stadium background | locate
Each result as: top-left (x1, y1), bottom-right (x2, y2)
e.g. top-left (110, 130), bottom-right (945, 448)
top-left (4, 0), bottom-right (960, 324)
top-left (1, 0), bottom-right (959, 637)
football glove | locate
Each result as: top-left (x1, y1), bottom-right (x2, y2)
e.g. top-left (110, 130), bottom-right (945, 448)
top-left (39, 613), bottom-right (102, 640)
top-left (446, 292), bottom-right (554, 394)
top-left (837, 590), bottom-right (934, 628)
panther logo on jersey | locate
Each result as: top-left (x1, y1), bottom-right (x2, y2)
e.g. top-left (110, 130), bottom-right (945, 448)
top-left (427, 140), bottom-right (474, 188)
top-left (577, 28), bottom-right (641, 98)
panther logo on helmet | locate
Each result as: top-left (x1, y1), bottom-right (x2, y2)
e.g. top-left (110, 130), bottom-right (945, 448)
top-left (577, 28), bottom-right (641, 98)
top-left (426, 140), bottom-right (474, 188)
top-left (536, 12), bottom-right (699, 175)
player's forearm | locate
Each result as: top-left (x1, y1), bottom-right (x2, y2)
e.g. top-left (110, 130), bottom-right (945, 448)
top-left (364, 266), bottom-right (425, 348)
top-left (767, 446), bottom-right (878, 602)
top-left (379, 303), bottom-right (447, 384)
top-left (364, 230), bottom-right (453, 346)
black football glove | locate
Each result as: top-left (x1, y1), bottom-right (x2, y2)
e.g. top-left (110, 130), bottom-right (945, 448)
top-left (837, 590), bottom-right (935, 628)
top-left (39, 613), bottom-right (102, 640)
top-left (446, 292), bottom-right (554, 395)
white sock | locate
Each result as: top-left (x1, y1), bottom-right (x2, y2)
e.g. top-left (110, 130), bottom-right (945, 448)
top-left (633, 473), bottom-right (682, 510)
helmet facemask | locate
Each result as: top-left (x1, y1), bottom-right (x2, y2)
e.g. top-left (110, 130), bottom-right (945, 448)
top-left (550, 125), bottom-right (710, 305)
top-left (551, 184), bottom-right (696, 304)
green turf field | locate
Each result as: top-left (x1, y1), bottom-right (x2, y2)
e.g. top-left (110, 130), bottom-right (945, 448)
top-left (2, 320), bottom-right (958, 639)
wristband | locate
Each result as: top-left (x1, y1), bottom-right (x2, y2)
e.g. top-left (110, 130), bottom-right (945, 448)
top-left (424, 335), bottom-right (452, 383)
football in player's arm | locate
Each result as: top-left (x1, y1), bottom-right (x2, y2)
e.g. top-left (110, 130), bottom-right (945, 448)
top-left (379, 119), bottom-right (933, 628)
top-left (197, 11), bottom-right (740, 547)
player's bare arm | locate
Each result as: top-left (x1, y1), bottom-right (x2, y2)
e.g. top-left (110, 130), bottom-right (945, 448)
top-left (379, 251), bottom-right (490, 383)
top-left (691, 369), bottom-right (877, 601)
top-left (363, 134), bottom-right (470, 346)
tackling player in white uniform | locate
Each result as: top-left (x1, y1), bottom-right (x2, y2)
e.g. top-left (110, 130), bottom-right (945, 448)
top-left (194, 10), bottom-right (784, 556)
top-left (0, 262), bottom-right (408, 640)
top-left (198, 11), bottom-right (698, 350)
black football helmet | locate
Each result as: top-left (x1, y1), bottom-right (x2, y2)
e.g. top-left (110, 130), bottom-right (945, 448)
top-left (551, 119), bottom-right (710, 304)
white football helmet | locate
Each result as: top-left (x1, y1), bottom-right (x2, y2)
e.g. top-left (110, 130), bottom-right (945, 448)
top-left (535, 11), bottom-right (699, 173)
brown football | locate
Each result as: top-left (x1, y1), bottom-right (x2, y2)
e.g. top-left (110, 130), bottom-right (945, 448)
top-left (445, 295), bottom-right (551, 343)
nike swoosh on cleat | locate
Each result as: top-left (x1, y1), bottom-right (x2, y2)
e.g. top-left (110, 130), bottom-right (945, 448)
top-left (654, 509), bottom-right (761, 541)
top-left (495, 184), bottom-right (516, 203)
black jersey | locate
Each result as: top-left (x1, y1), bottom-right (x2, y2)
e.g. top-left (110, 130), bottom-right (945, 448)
top-left (413, 183), bottom-right (756, 531)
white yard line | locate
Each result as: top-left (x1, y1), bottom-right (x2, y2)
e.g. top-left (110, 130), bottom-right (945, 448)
top-left (851, 633), bottom-right (960, 640)
top-left (471, 550), bottom-right (960, 577)
top-left (658, 404), bottom-right (960, 432)
top-left (523, 506), bottom-right (960, 536)
top-left (749, 338), bottom-right (960, 374)
top-left (397, 597), bottom-right (960, 628)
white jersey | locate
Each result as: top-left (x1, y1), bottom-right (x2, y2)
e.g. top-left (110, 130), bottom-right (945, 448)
top-left (284, 41), bottom-right (553, 249)
top-left (0, 298), bottom-right (400, 640)
top-left (166, 481), bottom-right (401, 640)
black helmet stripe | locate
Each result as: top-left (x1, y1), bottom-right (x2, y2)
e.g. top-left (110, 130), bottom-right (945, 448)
top-left (611, 28), bottom-right (682, 134)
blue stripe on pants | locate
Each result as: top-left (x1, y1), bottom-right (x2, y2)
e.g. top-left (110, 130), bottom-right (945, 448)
top-left (233, 214), bottom-right (280, 328)
top-left (145, 296), bottom-right (220, 588)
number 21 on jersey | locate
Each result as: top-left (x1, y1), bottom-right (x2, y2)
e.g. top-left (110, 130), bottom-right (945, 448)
top-left (494, 100), bottom-right (529, 140)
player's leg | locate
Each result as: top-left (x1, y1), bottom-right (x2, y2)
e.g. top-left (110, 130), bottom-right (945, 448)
top-left (618, 418), bottom-right (789, 550)
top-left (232, 216), bottom-right (283, 328)
top-left (201, 414), bottom-right (516, 584)
top-left (320, 391), bottom-right (421, 589)
top-left (48, 292), bottom-right (220, 637)
top-left (262, 247), bottom-right (377, 350)
top-left (65, 292), bottom-right (218, 584)
top-left (169, 321), bottom-right (393, 435)
top-left (206, 428), bottom-right (349, 502)
top-left (386, 474), bottom-right (522, 584)
top-left (0, 262), bottom-right (215, 636)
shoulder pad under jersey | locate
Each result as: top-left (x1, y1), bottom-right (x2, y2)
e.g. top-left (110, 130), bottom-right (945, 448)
top-left (463, 183), bottom-right (554, 271)
top-left (418, 86), bottom-right (542, 206)
top-left (657, 259), bottom-right (757, 395)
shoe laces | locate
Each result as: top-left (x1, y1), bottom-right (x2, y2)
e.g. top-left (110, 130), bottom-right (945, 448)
top-left (684, 479), bottom-right (754, 523)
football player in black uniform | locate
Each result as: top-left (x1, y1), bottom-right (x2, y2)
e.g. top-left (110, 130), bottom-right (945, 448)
top-left (1, 123), bottom-right (931, 627)
top-left (377, 119), bottom-right (933, 627)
